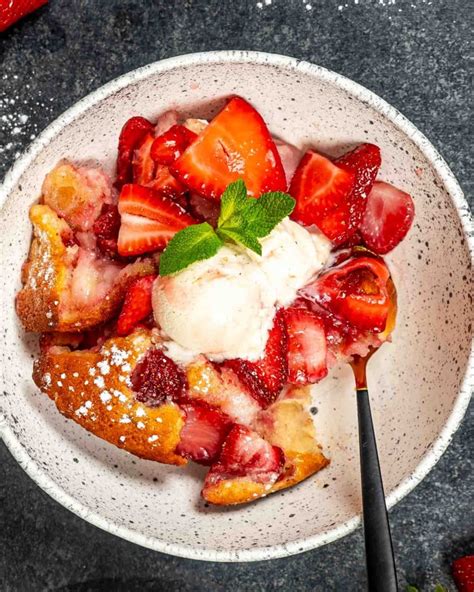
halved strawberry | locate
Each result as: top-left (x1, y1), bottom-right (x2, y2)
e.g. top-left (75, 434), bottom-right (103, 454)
top-left (117, 184), bottom-right (196, 256)
top-left (150, 124), bottom-right (197, 165)
top-left (116, 274), bottom-right (156, 336)
top-left (284, 307), bottom-right (328, 384)
top-left (131, 348), bottom-right (188, 406)
top-left (132, 133), bottom-right (156, 185)
top-left (176, 401), bottom-right (233, 465)
top-left (117, 214), bottom-right (174, 256)
top-left (289, 150), bottom-right (355, 242)
top-left (301, 256), bottom-right (391, 332)
top-left (223, 309), bottom-right (288, 407)
top-left (118, 184), bottom-right (194, 224)
top-left (452, 555), bottom-right (474, 592)
top-left (0, 0), bottom-right (48, 33)
top-left (172, 96), bottom-right (286, 200)
top-left (360, 181), bottom-right (415, 254)
top-left (116, 116), bottom-right (154, 186)
top-left (205, 424), bottom-right (284, 484)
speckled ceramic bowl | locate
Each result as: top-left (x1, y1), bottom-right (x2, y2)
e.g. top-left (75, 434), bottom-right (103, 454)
top-left (0, 51), bottom-right (472, 562)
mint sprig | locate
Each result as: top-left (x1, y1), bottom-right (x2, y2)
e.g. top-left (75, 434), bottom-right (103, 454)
top-left (159, 180), bottom-right (295, 276)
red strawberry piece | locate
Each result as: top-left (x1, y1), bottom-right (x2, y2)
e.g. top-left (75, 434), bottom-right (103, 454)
top-left (117, 184), bottom-right (196, 256)
top-left (205, 424), bottom-right (284, 485)
top-left (116, 116), bottom-right (154, 187)
top-left (0, 0), bottom-right (47, 32)
top-left (92, 204), bottom-right (121, 257)
top-left (452, 555), bottom-right (474, 592)
top-left (188, 192), bottom-right (221, 226)
top-left (223, 309), bottom-right (288, 408)
top-left (132, 132), bottom-right (156, 185)
top-left (116, 274), bottom-right (156, 336)
top-left (172, 96), bottom-right (286, 200)
top-left (338, 230), bottom-right (365, 250)
top-left (146, 164), bottom-right (187, 198)
top-left (131, 348), bottom-right (188, 407)
top-left (335, 143), bottom-right (382, 227)
top-left (301, 256), bottom-right (391, 332)
top-left (289, 150), bottom-right (355, 242)
top-left (150, 124), bottom-right (197, 166)
top-left (284, 307), bottom-right (328, 384)
top-left (360, 181), bottom-right (415, 254)
top-left (176, 401), bottom-right (233, 465)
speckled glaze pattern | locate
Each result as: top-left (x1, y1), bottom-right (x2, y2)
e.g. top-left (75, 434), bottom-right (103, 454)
top-left (0, 52), bottom-right (472, 562)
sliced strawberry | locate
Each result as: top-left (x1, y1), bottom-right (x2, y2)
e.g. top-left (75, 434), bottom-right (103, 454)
top-left (117, 184), bottom-right (196, 256)
top-left (176, 401), bottom-right (233, 465)
top-left (131, 348), bottom-right (187, 406)
top-left (0, 0), bottom-right (48, 33)
top-left (116, 116), bottom-right (154, 187)
top-left (117, 214), bottom-right (175, 256)
top-left (132, 133), bottom-right (156, 185)
top-left (205, 424), bottom-right (284, 485)
top-left (223, 309), bottom-right (288, 407)
top-left (301, 256), bottom-right (391, 332)
top-left (289, 150), bottom-right (355, 241)
top-left (172, 96), bottom-right (286, 200)
top-left (118, 184), bottom-right (195, 224)
top-left (452, 555), bottom-right (474, 592)
top-left (284, 307), bottom-right (328, 384)
top-left (92, 204), bottom-right (121, 258)
top-left (336, 143), bottom-right (382, 227)
top-left (150, 124), bottom-right (197, 165)
top-left (360, 181), bottom-right (415, 254)
top-left (116, 274), bottom-right (156, 336)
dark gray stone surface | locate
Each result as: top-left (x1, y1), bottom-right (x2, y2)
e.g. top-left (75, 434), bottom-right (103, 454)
top-left (0, 0), bottom-right (472, 590)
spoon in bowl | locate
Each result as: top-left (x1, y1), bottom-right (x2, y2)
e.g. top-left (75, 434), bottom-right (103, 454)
top-left (350, 277), bottom-right (398, 592)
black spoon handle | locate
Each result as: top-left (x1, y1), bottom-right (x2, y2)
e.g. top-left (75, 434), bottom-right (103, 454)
top-left (357, 388), bottom-right (398, 592)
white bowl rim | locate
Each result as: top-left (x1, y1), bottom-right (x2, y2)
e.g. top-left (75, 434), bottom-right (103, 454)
top-left (0, 50), bottom-right (472, 563)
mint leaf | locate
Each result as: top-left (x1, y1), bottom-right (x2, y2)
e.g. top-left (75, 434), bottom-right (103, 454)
top-left (159, 223), bottom-right (223, 276)
top-left (217, 227), bottom-right (262, 255)
top-left (434, 585), bottom-right (447, 592)
top-left (253, 191), bottom-right (296, 233)
top-left (158, 181), bottom-right (296, 276)
top-left (217, 179), bottom-right (248, 228)
top-left (406, 587), bottom-right (419, 592)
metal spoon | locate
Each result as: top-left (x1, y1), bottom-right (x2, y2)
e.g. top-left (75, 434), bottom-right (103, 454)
top-left (350, 278), bottom-right (398, 592)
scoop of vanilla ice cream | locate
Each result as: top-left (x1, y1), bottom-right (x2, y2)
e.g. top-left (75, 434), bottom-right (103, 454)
top-left (153, 219), bottom-right (331, 362)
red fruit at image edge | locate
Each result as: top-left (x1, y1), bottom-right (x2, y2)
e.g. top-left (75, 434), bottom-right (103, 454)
top-left (360, 180), bottom-right (415, 254)
top-left (130, 348), bottom-right (187, 407)
top-left (150, 124), bottom-right (197, 166)
top-left (284, 306), bottom-right (328, 385)
top-left (116, 274), bottom-right (156, 336)
top-left (116, 116), bottom-right (154, 186)
top-left (0, 0), bottom-right (47, 32)
top-left (223, 309), bottom-right (288, 407)
top-left (452, 556), bottom-right (474, 592)
top-left (172, 96), bottom-right (286, 200)
top-left (176, 401), bottom-right (233, 465)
